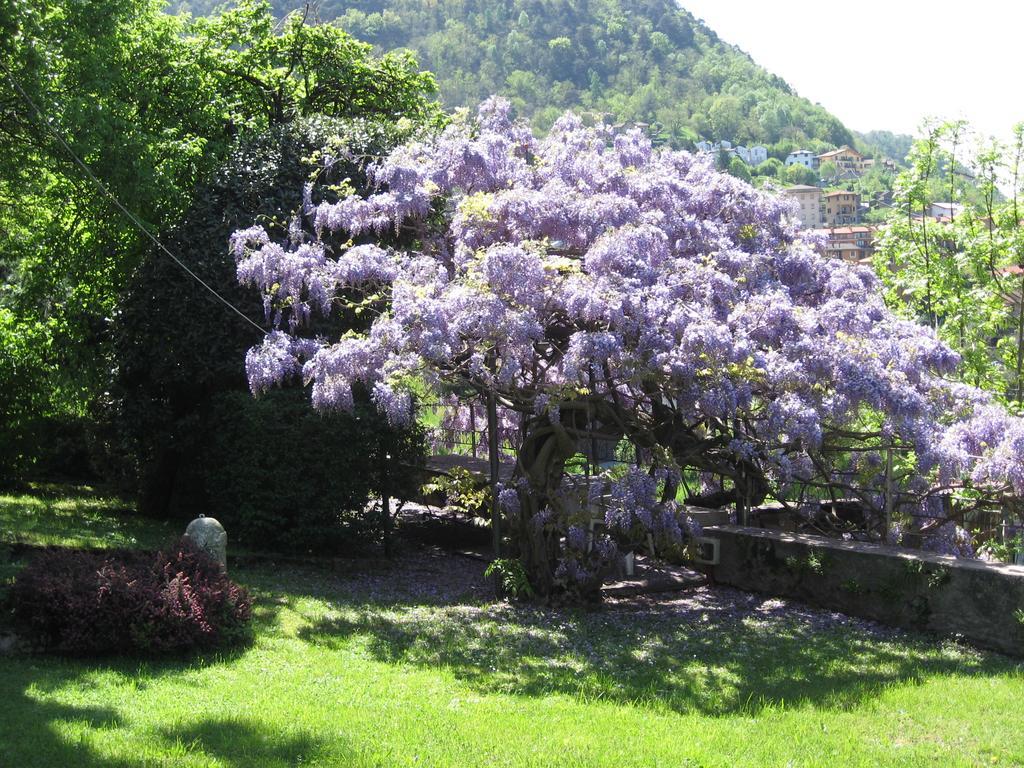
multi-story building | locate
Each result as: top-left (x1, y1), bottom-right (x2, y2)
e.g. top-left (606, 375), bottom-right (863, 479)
top-left (736, 145), bottom-right (768, 165)
top-left (785, 149), bottom-right (817, 169)
top-left (783, 185), bottom-right (823, 228)
top-left (817, 146), bottom-right (869, 177)
top-left (812, 225), bottom-right (877, 263)
top-left (823, 190), bottom-right (861, 226)
top-left (695, 141), bottom-right (768, 166)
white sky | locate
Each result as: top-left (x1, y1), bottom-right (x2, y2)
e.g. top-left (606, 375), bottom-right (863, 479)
top-left (680, 0), bottom-right (1023, 143)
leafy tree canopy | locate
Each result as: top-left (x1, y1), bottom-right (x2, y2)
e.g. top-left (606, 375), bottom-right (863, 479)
top-left (0, 0), bottom-right (439, 478)
top-left (171, 0), bottom-right (854, 150)
top-left (876, 120), bottom-right (1024, 404)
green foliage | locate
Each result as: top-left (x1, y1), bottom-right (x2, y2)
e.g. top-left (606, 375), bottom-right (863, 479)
top-left (845, 163), bottom-right (897, 210)
top-left (818, 161), bottom-right (839, 183)
top-left (784, 164), bottom-right (818, 186)
top-left (0, 0), bottom-right (439, 483)
top-left (754, 157), bottom-right (783, 178)
top-left (977, 532), bottom-right (1024, 564)
top-left (726, 155), bottom-right (752, 183)
top-left (187, 0), bottom-right (441, 128)
top-left (784, 549), bottom-right (826, 576)
top-left (195, 389), bottom-right (425, 553)
top-left (926, 565), bottom-right (951, 590)
top-left (0, 310), bottom-right (52, 482)
top-left (1, 0), bottom-right (218, 475)
top-left (484, 557), bottom-right (535, 599)
top-left (171, 0), bottom-right (854, 150)
top-left (420, 467), bottom-right (491, 517)
top-left (105, 117), bottom-right (426, 540)
top-left (840, 577), bottom-right (863, 594)
top-left (854, 129), bottom-right (915, 165)
top-left (875, 120), bottom-right (1024, 402)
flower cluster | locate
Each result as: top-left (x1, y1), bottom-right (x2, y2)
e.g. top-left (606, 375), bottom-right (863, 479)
top-left (603, 468), bottom-right (687, 547)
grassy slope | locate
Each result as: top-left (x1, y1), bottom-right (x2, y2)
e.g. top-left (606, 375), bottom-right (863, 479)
top-left (1, 490), bottom-right (1022, 767)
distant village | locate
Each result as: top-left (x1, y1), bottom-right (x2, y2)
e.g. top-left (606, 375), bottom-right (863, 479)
top-left (695, 140), bottom-right (958, 266)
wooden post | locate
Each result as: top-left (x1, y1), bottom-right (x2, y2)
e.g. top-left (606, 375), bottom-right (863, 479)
top-left (381, 449), bottom-right (392, 556)
top-left (738, 463), bottom-right (748, 526)
top-left (884, 442), bottom-right (894, 540)
top-left (587, 372), bottom-right (598, 477)
top-left (486, 389), bottom-right (501, 557)
top-left (733, 419), bottom-right (747, 526)
top-left (470, 403), bottom-right (477, 456)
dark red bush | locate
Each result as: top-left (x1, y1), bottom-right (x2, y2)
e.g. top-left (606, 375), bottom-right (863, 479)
top-left (9, 538), bottom-right (251, 655)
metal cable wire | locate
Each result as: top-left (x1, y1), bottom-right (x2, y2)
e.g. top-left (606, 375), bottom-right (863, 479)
top-left (1, 60), bottom-right (266, 335)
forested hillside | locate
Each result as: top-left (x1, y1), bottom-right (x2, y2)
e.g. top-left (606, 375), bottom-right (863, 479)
top-left (171, 0), bottom-right (857, 152)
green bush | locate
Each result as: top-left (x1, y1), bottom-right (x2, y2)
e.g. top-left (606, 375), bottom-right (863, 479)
top-left (102, 117), bottom-right (425, 546)
top-left (196, 388), bottom-right (424, 552)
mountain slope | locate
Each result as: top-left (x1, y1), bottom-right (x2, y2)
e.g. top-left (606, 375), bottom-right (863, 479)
top-left (172, 0), bottom-right (855, 152)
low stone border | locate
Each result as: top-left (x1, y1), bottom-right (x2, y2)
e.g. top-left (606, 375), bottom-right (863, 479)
top-left (706, 525), bottom-right (1024, 656)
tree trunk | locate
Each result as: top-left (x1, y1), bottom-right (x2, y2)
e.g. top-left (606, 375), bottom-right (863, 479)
top-left (511, 416), bottom-right (578, 597)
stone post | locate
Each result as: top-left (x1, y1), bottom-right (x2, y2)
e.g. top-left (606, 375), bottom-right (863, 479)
top-left (185, 515), bottom-right (227, 571)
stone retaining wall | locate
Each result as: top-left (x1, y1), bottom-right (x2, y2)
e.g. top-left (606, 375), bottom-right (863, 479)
top-left (706, 525), bottom-right (1024, 656)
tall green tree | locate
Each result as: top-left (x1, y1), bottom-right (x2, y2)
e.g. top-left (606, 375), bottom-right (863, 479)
top-left (875, 121), bottom-right (1024, 404)
top-left (0, 0), bottom-right (439, 480)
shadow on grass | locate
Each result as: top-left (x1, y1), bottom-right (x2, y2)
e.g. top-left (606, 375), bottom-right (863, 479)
top-left (0, 643), bottom-right (299, 767)
top-left (0, 677), bottom-right (341, 767)
top-left (160, 717), bottom-right (346, 767)
top-left (0, 659), bottom-right (133, 767)
top-left (296, 591), bottom-right (1015, 716)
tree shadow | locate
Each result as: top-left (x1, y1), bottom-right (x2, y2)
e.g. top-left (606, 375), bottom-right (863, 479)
top-left (158, 717), bottom-right (345, 767)
top-left (0, 660), bottom-right (135, 767)
top-left (239, 548), bottom-right (492, 610)
top-left (0, 633), bottom-right (260, 766)
top-left (296, 587), bottom-right (1015, 716)
top-left (1, 681), bottom-right (343, 767)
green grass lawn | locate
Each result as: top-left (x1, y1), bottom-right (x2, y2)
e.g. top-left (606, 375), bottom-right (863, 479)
top-left (1, 488), bottom-right (1023, 767)
top-left (0, 484), bottom-right (177, 550)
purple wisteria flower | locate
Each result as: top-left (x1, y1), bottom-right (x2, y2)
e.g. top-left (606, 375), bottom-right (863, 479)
top-left (231, 96), bottom-right (1024, 580)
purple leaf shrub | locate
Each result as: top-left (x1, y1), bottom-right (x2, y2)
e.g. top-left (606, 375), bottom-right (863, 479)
top-left (10, 538), bottom-right (251, 655)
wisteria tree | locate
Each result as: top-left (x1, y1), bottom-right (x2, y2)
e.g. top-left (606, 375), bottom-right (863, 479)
top-left (232, 98), bottom-right (1024, 596)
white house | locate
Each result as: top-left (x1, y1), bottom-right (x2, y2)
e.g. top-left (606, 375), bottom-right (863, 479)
top-left (747, 145), bottom-right (768, 165)
top-left (698, 141), bottom-right (768, 166)
top-left (785, 150), bottom-right (816, 169)
top-left (929, 202), bottom-right (965, 219)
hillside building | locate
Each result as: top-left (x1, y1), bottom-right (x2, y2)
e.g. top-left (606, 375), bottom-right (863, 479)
top-left (929, 202), bottom-right (965, 219)
top-left (695, 140), bottom-right (767, 165)
top-left (823, 190), bottom-right (861, 226)
top-left (736, 145), bottom-right (768, 165)
top-left (783, 185), bottom-right (823, 228)
top-left (817, 146), bottom-right (870, 177)
top-left (785, 150), bottom-right (817, 169)
top-left (812, 225), bottom-right (877, 263)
